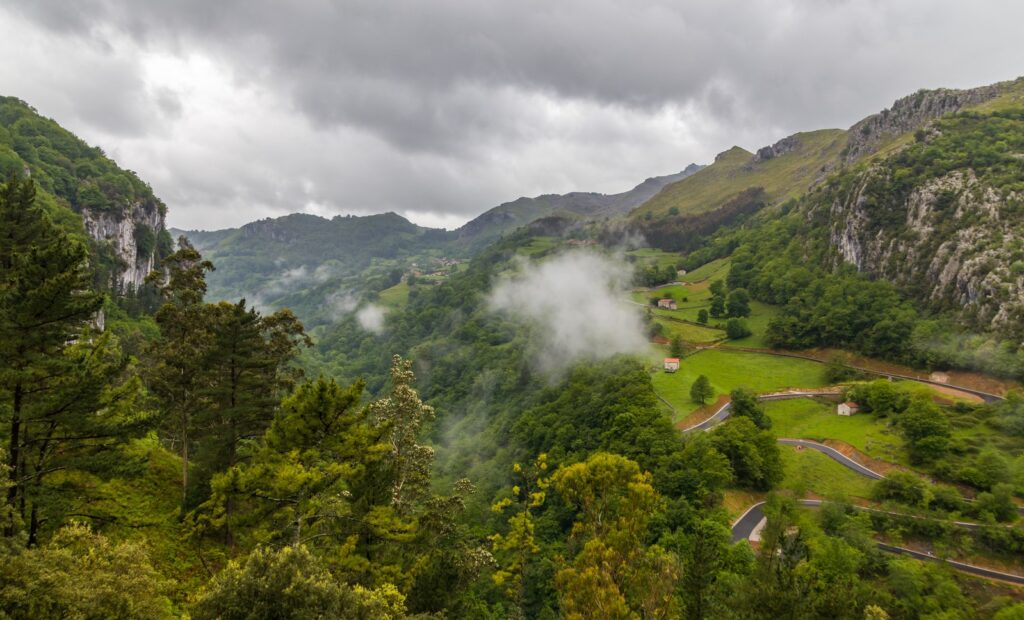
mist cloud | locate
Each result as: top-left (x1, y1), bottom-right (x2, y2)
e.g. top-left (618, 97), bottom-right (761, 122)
top-left (488, 252), bottom-right (647, 375)
top-left (356, 304), bottom-right (386, 334)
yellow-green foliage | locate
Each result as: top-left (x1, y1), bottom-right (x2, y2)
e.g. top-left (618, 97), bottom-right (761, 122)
top-left (634, 129), bottom-right (847, 218)
top-left (0, 522), bottom-right (175, 619)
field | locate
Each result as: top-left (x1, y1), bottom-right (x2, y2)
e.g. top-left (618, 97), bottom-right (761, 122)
top-left (516, 236), bottom-right (560, 256)
top-left (651, 349), bottom-right (828, 420)
top-left (657, 319), bottom-right (725, 343)
top-left (778, 445), bottom-right (875, 499)
top-left (764, 398), bottom-right (907, 465)
top-left (377, 281), bottom-right (411, 309)
top-left (632, 256), bottom-right (781, 348)
top-left (682, 257), bottom-right (731, 282)
top-left (626, 247), bottom-right (682, 270)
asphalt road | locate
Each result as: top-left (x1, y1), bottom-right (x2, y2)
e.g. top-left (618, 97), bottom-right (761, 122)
top-left (776, 438), bottom-right (884, 479)
top-left (730, 500), bottom-right (1024, 584)
top-left (681, 400), bottom-right (733, 432)
top-left (876, 543), bottom-right (1024, 584)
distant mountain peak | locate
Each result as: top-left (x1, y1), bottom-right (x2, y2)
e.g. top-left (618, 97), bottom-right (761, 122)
top-left (454, 165), bottom-right (704, 244)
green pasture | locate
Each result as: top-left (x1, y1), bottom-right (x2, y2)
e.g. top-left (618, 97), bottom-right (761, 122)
top-left (651, 349), bottom-right (828, 420)
top-left (763, 398), bottom-right (907, 465)
top-left (779, 445), bottom-right (875, 500)
top-left (378, 282), bottom-right (411, 309)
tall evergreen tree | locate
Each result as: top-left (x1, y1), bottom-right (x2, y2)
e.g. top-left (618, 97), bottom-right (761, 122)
top-left (0, 176), bottom-right (142, 543)
top-left (145, 239), bottom-right (215, 509)
top-left (190, 300), bottom-right (309, 510)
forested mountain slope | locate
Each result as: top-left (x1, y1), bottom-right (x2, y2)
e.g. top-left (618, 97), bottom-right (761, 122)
top-left (0, 97), bottom-right (173, 293)
top-left (173, 211), bottom-right (453, 325)
top-left (677, 80), bottom-right (1024, 379)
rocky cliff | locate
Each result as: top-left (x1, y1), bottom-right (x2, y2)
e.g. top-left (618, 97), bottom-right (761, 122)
top-left (822, 102), bottom-right (1024, 336)
top-left (0, 96), bottom-right (170, 293)
top-left (81, 201), bottom-right (166, 290)
top-left (843, 81), bottom-right (1012, 162)
top-left (828, 169), bottom-right (1023, 330)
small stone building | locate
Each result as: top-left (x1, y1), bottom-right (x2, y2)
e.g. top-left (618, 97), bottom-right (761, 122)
top-left (657, 298), bottom-right (677, 310)
top-left (664, 358), bottom-right (680, 372)
top-left (837, 401), bottom-right (860, 416)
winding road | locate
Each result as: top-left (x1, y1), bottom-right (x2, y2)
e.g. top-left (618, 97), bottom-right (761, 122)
top-left (684, 391), bottom-right (1024, 583)
top-left (731, 500), bottom-right (1024, 585)
top-left (776, 438), bottom-right (884, 479)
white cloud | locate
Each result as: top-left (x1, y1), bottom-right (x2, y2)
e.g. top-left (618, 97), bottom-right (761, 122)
top-left (488, 251), bottom-right (647, 375)
top-left (356, 304), bottom-right (386, 334)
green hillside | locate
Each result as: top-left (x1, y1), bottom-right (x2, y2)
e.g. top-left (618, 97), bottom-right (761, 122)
top-left (634, 129), bottom-right (847, 218)
top-left (0, 96), bottom-right (172, 294)
top-left (175, 212), bottom-right (457, 327)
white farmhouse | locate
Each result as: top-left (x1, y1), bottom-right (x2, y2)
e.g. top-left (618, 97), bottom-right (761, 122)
top-left (837, 401), bottom-right (860, 416)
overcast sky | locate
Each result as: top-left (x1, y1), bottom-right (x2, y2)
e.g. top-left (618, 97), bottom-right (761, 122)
top-left (1, 1), bottom-right (1022, 230)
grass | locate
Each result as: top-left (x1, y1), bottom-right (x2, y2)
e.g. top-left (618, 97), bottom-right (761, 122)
top-left (378, 282), bottom-right (411, 309)
top-left (779, 444), bottom-right (875, 500)
top-left (633, 285), bottom-right (713, 312)
top-left (657, 319), bottom-right (725, 344)
top-left (634, 129), bottom-right (848, 218)
top-left (516, 236), bottom-right (560, 256)
top-left (626, 247), bottom-right (682, 270)
top-left (764, 398), bottom-right (907, 465)
top-left (683, 257), bottom-right (731, 282)
top-left (651, 349), bottom-right (828, 421)
top-left (721, 301), bottom-right (780, 349)
top-left (630, 258), bottom-right (779, 348)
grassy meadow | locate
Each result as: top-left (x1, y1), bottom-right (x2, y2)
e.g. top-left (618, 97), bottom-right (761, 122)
top-left (779, 445), bottom-right (875, 500)
top-left (764, 398), bottom-right (907, 465)
top-left (651, 349), bottom-right (829, 420)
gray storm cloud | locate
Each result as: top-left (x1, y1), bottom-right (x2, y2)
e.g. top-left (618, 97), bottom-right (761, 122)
top-left (3, 1), bottom-right (1024, 229)
top-left (488, 252), bottom-right (647, 375)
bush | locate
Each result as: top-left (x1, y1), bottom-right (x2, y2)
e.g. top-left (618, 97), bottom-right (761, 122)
top-left (872, 471), bottom-right (930, 507)
top-left (725, 318), bottom-right (751, 339)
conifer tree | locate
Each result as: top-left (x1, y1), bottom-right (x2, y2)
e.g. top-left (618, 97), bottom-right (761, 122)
top-left (145, 238), bottom-right (215, 509)
top-left (0, 176), bottom-right (142, 543)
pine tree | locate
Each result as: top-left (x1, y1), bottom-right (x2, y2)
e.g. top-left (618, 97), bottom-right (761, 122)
top-left (0, 176), bottom-right (141, 543)
top-left (190, 300), bottom-right (309, 512)
top-left (144, 239), bottom-right (215, 509)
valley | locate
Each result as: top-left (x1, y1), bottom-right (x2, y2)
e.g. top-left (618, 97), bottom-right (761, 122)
top-left (3, 65), bottom-right (1024, 618)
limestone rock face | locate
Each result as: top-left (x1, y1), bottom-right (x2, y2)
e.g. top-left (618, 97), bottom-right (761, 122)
top-left (81, 201), bottom-right (164, 290)
top-left (844, 84), bottom-right (1005, 163)
top-left (827, 169), bottom-right (1024, 331)
top-left (752, 135), bottom-right (802, 164)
